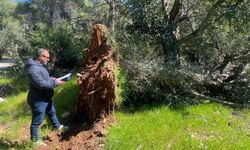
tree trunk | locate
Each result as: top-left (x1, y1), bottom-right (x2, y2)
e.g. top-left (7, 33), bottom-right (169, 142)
top-left (48, 0), bottom-right (71, 26)
top-left (105, 0), bottom-right (115, 32)
top-left (74, 24), bottom-right (116, 122)
top-left (161, 19), bottom-right (180, 65)
top-left (60, 0), bottom-right (71, 21)
top-left (161, 0), bottom-right (181, 65)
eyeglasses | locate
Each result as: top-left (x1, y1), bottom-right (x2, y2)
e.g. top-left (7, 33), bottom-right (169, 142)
top-left (42, 55), bottom-right (50, 59)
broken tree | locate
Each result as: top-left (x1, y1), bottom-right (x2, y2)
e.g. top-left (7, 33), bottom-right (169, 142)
top-left (74, 24), bottom-right (116, 122)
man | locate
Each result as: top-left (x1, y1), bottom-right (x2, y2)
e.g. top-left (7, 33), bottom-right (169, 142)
top-left (25, 48), bottom-right (68, 144)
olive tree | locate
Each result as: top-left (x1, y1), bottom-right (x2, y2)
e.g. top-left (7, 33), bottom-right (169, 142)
top-left (115, 0), bottom-right (250, 105)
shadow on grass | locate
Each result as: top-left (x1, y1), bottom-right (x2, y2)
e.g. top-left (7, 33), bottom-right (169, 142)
top-left (53, 83), bottom-right (80, 124)
top-left (0, 142), bottom-right (29, 150)
top-left (118, 101), bottom-right (190, 114)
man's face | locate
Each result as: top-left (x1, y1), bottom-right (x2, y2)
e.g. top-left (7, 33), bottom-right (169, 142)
top-left (38, 51), bottom-right (50, 65)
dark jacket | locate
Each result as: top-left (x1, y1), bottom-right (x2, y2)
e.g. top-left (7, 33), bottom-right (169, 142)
top-left (25, 58), bottom-right (58, 104)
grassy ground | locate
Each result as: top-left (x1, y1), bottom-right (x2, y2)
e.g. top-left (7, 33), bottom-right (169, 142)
top-left (106, 104), bottom-right (250, 149)
top-left (1, 71), bottom-right (250, 149)
top-left (0, 73), bottom-right (79, 149)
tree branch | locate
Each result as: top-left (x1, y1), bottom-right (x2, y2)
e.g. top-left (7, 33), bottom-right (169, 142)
top-left (104, 0), bottom-right (115, 31)
top-left (223, 62), bottom-right (247, 82)
top-left (169, 0), bottom-right (181, 21)
top-left (233, 52), bottom-right (250, 61)
top-left (104, 0), bottom-right (111, 5)
top-left (191, 90), bottom-right (248, 107)
top-left (178, 0), bottom-right (227, 45)
top-left (175, 15), bottom-right (188, 23)
top-left (178, 0), bottom-right (245, 45)
top-left (161, 0), bottom-right (171, 12)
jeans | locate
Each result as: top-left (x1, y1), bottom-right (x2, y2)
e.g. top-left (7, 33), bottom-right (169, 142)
top-left (28, 100), bottom-right (61, 141)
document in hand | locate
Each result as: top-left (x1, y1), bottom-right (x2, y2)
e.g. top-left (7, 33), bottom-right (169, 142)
top-left (58, 73), bottom-right (72, 81)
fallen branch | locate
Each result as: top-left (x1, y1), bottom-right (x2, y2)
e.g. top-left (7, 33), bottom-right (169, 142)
top-left (191, 90), bottom-right (249, 107)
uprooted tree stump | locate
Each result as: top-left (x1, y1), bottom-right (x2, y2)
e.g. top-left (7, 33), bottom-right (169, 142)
top-left (74, 24), bottom-right (116, 123)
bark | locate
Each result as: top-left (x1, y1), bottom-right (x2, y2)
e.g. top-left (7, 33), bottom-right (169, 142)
top-left (48, 0), bottom-right (57, 27)
top-left (104, 0), bottom-right (115, 32)
top-left (161, 27), bottom-right (180, 64)
top-left (60, 0), bottom-right (71, 21)
top-left (161, 0), bottom-right (171, 12)
top-left (190, 90), bottom-right (249, 107)
top-left (161, 0), bottom-right (182, 64)
top-left (48, 0), bottom-right (71, 26)
top-left (169, 0), bottom-right (181, 21)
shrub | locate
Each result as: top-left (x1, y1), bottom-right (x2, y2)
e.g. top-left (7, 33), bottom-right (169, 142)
top-left (115, 34), bottom-right (178, 105)
top-left (115, 64), bottom-right (129, 106)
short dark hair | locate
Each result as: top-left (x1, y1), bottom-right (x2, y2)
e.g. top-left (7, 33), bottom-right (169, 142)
top-left (36, 48), bottom-right (49, 57)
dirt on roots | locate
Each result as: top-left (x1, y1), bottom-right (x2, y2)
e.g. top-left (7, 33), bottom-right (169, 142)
top-left (74, 24), bottom-right (117, 122)
top-left (36, 116), bottom-right (116, 150)
top-left (36, 24), bottom-right (117, 149)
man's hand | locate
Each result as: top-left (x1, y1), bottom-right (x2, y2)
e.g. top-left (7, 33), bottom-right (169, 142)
top-left (55, 78), bottom-right (65, 85)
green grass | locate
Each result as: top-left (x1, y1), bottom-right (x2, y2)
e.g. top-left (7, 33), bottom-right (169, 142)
top-left (0, 92), bottom-right (29, 115)
top-left (1, 72), bottom-right (250, 149)
top-left (106, 104), bottom-right (250, 149)
top-left (0, 75), bottom-right (12, 85)
top-left (0, 73), bottom-right (28, 95)
top-left (0, 74), bottom-right (79, 149)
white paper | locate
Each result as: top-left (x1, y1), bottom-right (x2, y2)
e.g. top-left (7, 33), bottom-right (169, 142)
top-left (58, 73), bottom-right (72, 80)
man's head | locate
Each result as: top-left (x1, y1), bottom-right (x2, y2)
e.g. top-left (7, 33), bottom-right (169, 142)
top-left (36, 48), bottom-right (50, 65)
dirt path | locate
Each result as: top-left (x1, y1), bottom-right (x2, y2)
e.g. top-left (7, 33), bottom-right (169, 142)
top-left (0, 58), bottom-right (17, 71)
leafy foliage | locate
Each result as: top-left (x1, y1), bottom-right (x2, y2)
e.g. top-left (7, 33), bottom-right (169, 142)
top-left (115, 64), bottom-right (129, 105)
top-left (114, 0), bottom-right (250, 105)
top-left (0, 0), bottom-right (28, 59)
top-left (27, 21), bottom-right (85, 69)
top-left (125, 0), bottom-right (179, 62)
